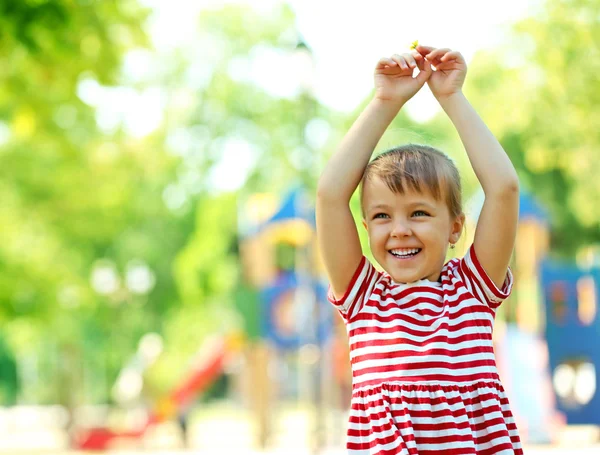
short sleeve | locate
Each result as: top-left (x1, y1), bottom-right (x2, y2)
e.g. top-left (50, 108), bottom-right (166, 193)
top-left (327, 256), bottom-right (382, 322)
top-left (455, 244), bottom-right (513, 309)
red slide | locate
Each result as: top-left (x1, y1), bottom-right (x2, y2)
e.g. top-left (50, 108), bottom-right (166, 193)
top-left (75, 336), bottom-right (228, 450)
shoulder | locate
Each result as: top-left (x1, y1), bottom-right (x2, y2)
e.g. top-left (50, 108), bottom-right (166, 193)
top-left (441, 254), bottom-right (463, 280)
top-left (441, 244), bottom-right (514, 309)
top-left (440, 246), bottom-right (482, 289)
top-left (328, 256), bottom-right (388, 320)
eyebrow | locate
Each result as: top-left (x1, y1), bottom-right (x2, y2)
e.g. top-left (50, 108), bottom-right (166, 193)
top-left (368, 203), bottom-right (392, 211)
top-left (368, 201), bottom-right (437, 211)
top-left (409, 201), bottom-right (437, 210)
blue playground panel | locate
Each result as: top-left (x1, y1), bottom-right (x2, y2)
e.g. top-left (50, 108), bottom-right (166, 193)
top-left (261, 271), bottom-right (332, 350)
top-left (541, 260), bottom-right (600, 424)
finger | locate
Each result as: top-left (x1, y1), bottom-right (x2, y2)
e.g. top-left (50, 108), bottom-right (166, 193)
top-left (415, 45), bottom-right (435, 57)
top-left (411, 50), bottom-right (424, 62)
top-left (391, 54), bottom-right (409, 70)
top-left (440, 51), bottom-right (464, 63)
top-left (412, 51), bottom-right (426, 72)
top-left (426, 47), bottom-right (452, 61)
top-left (423, 57), bottom-right (432, 73)
top-left (376, 57), bottom-right (397, 68)
top-left (415, 57), bottom-right (433, 84)
top-left (433, 60), bottom-right (463, 71)
top-left (402, 52), bottom-right (418, 69)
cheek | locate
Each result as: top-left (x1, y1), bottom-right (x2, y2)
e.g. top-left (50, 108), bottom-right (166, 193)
top-left (367, 225), bottom-right (387, 244)
top-left (419, 221), bottom-right (448, 242)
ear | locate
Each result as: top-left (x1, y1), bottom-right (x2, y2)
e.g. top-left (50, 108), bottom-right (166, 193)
top-left (449, 212), bottom-right (465, 245)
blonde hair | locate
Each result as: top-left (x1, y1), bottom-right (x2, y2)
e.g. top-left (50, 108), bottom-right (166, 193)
top-left (360, 144), bottom-right (463, 218)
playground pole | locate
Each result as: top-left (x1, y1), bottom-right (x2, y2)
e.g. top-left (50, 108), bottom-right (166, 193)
top-left (293, 193), bottom-right (326, 454)
top-left (250, 339), bottom-right (272, 449)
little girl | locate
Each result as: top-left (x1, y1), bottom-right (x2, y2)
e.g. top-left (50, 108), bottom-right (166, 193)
top-left (316, 45), bottom-right (523, 454)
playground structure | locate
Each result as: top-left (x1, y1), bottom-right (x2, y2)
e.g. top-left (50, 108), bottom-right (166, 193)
top-left (467, 190), bottom-right (599, 441)
top-left (70, 187), bottom-right (329, 452)
top-left (541, 259), bottom-right (599, 425)
top-left (236, 187), bottom-right (337, 449)
top-left (236, 187), bottom-right (600, 446)
top-left (74, 334), bottom-right (242, 450)
top-left (75, 187), bottom-right (335, 451)
top-left (75, 186), bottom-right (600, 450)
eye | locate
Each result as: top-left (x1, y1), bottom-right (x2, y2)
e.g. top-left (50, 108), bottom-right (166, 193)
top-left (373, 213), bottom-right (389, 220)
top-left (412, 210), bottom-right (429, 217)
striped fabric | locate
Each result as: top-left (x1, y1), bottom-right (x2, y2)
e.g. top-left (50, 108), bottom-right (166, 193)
top-left (329, 245), bottom-right (523, 454)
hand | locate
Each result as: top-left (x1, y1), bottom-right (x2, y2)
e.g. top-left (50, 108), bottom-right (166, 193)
top-left (373, 51), bottom-right (432, 104)
top-left (416, 45), bottom-right (466, 101)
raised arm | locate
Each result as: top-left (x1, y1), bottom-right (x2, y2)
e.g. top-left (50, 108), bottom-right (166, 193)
top-left (418, 45), bottom-right (519, 288)
top-left (316, 52), bottom-right (432, 299)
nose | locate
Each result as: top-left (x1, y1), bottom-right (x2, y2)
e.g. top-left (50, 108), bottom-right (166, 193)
top-left (390, 219), bottom-right (412, 238)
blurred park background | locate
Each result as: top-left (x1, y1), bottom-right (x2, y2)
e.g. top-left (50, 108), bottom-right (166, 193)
top-left (1, 0), bottom-right (600, 453)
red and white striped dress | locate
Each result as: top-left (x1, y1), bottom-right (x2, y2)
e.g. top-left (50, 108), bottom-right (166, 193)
top-left (329, 245), bottom-right (523, 454)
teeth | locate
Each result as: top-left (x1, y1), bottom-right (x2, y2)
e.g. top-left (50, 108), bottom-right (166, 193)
top-left (390, 248), bottom-right (420, 257)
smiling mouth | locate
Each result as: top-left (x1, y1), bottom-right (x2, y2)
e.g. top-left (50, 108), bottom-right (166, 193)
top-left (389, 248), bottom-right (422, 259)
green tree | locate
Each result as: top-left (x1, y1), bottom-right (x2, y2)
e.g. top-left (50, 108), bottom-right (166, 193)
top-left (0, 1), bottom-right (343, 408)
top-left (467, 0), bottom-right (600, 257)
top-left (0, 0), bottom-right (182, 407)
top-left (147, 3), bottom-right (342, 395)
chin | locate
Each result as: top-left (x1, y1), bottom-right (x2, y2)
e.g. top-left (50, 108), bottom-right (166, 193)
top-left (397, 275), bottom-right (422, 284)
top-left (388, 270), bottom-right (422, 284)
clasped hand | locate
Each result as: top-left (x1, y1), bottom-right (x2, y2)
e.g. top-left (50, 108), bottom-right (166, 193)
top-left (374, 45), bottom-right (466, 104)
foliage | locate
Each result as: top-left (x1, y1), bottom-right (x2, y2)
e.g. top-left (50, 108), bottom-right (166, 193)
top-left (0, 0), bottom-right (341, 405)
top-left (467, 0), bottom-right (600, 256)
top-left (2, 0), bottom-right (596, 409)
top-left (0, 0), bottom-right (179, 404)
top-left (147, 3), bottom-right (341, 393)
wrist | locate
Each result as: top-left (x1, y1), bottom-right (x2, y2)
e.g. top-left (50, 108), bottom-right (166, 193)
top-left (370, 96), bottom-right (406, 113)
top-left (436, 91), bottom-right (466, 108)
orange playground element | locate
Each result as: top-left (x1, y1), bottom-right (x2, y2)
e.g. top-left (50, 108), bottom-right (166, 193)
top-left (75, 334), bottom-right (240, 450)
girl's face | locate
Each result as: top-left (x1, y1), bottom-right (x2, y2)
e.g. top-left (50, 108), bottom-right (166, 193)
top-left (362, 176), bottom-right (464, 284)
